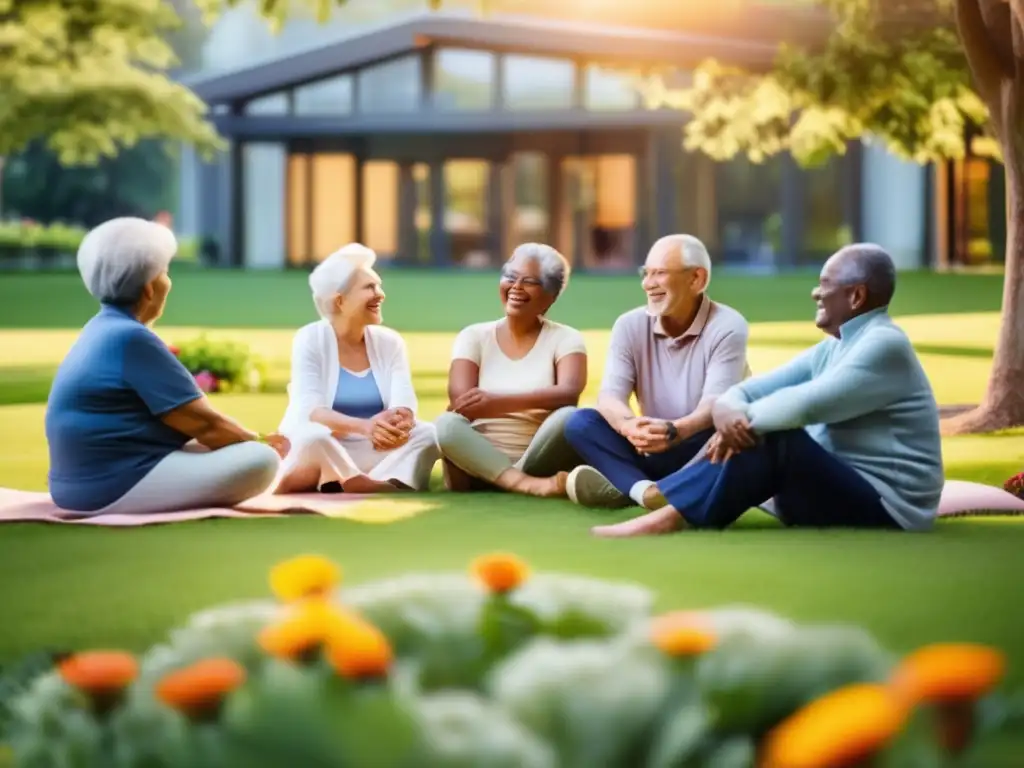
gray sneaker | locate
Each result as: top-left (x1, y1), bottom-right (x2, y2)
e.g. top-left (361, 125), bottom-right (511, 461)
top-left (566, 466), bottom-right (631, 509)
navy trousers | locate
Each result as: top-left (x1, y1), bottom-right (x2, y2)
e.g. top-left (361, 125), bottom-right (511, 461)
top-left (657, 428), bottom-right (900, 530)
top-left (563, 408), bottom-right (715, 496)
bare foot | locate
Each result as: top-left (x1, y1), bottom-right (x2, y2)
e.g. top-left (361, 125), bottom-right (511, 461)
top-left (591, 506), bottom-right (686, 538)
top-left (496, 469), bottom-right (568, 498)
top-left (341, 475), bottom-right (398, 494)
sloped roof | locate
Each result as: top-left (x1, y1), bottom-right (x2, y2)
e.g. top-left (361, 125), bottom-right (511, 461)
top-left (184, 10), bottom-right (781, 103)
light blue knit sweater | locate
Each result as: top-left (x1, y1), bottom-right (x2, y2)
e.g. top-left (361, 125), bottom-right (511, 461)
top-left (717, 307), bottom-right (944, 531)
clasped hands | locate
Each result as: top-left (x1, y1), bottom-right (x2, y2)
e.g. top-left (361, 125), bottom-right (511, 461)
top-left (364, 407), bottom-right (414, 451)
top-left (446, 387), bottom-right (497, 421)
top-left (707, 402), bottom-right (757, 464)
top-left (620, 417), bottom-right (681, 455)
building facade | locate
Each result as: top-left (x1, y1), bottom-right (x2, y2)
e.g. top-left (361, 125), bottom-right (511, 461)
top-left (178, 11), bottom-right (939, 273)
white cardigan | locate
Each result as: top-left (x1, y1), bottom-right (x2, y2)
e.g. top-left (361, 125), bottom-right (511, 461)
top-left (278, 320), bottom-right (419, 440)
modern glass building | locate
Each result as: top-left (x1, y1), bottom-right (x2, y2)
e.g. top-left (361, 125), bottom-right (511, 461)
top-left (177, 10), bottom-right (938, 272)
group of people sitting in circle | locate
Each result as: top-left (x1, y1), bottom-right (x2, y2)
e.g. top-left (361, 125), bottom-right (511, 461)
top-left (44, 216), bottom-right (945, 536)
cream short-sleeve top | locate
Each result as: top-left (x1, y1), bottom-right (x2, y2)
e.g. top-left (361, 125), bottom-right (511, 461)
top-left (451, 318), bottom-right (586, 461)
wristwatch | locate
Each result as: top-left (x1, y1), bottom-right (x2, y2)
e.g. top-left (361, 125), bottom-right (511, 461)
top-left (663, 421), bottom-right (678, 442)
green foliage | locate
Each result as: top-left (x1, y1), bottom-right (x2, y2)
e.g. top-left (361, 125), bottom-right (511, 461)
top-left (170, 335), bottom-right (267, 393)
top-left (0, 220), bottom-right (197, 264)
top-left (2, 558), bottom-right (1022, 767)
top-left (644, 0), bottom-right (993, 167)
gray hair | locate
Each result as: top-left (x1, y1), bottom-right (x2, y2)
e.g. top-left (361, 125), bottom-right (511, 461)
top-left (508, 242), bottom-right (571, 298)
top-left (651, 234), bottom-right (713, 291)
top-left (76, 217), bottom-right (177, 304)
top-left (834, 243), bottom-right (896, 306)
top-left (309, 243), bottom-right (377, 318)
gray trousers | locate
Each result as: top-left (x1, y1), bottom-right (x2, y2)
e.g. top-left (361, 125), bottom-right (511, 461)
top-left (86, 441), bottom-right (280, 517)
top-left (434, 406), bottom-right (581, 486)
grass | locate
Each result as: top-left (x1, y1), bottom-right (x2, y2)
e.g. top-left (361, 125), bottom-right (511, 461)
top-left (0, 269), bottom-right (1022, 719)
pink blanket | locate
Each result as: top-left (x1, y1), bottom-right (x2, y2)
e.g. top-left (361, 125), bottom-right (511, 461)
top-left (0, 488), bottom-right (370, 526)
top-left (0, 480), bottom-right (1021, 527)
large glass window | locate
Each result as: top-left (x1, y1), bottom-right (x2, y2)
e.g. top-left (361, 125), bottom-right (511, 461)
top-left (287, 154), bottom-right (310, 265)
top-left (294, 74), bottom-right (353, 115)
top-left (802, 156), bottom-right (853, 265)
top-left (357, 55), bottom-right (421, 113)
top-left (434, 48), bottom-right (494, 110)
top-left (511, 153), bottom-right (548, 245)
top-left (242, 143), bottom-right (286, 268)
top-left (362, 160), bottom-right (399, 258)
top-left (414, 163), bottom-right (432, 264)
top-left (502, 55), bottom-right (575, 110)
top-left (584, 64), bottom-right (639, 111)
top-left (243, 92), bottom-right (289, 115)
top-left (310, 153), bottom-right (356, 261)
top-left (715, 155), bottom-right (783, 266)
top-left (444, 160), bottom-right (491, 266)
top-left (562, 155), bottom-right (636, 269)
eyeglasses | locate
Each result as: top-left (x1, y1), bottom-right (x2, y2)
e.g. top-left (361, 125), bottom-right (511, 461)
top-left (501, 270), bottom-right (543, 288)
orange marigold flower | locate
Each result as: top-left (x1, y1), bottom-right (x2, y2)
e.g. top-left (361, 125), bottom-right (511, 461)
top-left (325, 617), bottom-right (394, 680)
top-left (650, 611), bottom-right (717, 657)
top-left (470, 552), bottom-right (529, 594)
top-left (156, 658), bottom-right (246, 721)
top-left (269, 554), bottom-right (341, 603)
top-left (760, 683), bottom-right (908, 768)
top-left (889, 643), bottom-right (1006, 706)
top-left (58, 651), bottom-right (139, 695)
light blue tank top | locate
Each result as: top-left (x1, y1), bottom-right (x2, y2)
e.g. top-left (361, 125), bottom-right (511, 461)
top-left (332, 367), bottom-right (385, 419)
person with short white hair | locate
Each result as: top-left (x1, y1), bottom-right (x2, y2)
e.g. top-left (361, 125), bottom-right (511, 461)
top-left (434, 243), bottom-right (587, 497)
top-left (563, 233), bottom-right (750, 509)
top-left (275, 243), bottom-right (439, 494)
top-left (44, 217), bottom-right (287, 517)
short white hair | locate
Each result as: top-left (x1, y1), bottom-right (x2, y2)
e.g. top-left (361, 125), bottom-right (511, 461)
top-left (76, 217), bottom-right (177, 304)
top-left (309, 243), bottom-right (377, 318)
top-left (652, 234), bottom-right (713, 291)
top-left (507, 242), bottom-right (571, 298)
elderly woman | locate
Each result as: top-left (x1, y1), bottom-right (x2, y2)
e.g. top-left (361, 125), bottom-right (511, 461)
top-left (274, 244), bottom-right (439, 494)
top-left (44, 217), bottom-right (286, 517)
top-left (435, 243), bottom-right (587, 497)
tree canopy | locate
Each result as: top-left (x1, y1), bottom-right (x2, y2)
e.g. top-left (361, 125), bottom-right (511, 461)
top-left (641, 0), bottom-right (994, 168)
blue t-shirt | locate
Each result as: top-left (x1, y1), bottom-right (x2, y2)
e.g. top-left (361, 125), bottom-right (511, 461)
top-left (45, 304), bottom-right (203, 512)
top-left (332, 367), bottom-right (384, 420)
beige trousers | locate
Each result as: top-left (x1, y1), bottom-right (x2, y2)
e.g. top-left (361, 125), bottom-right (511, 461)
top-left (434, 406), bottom-right (581, 485)
top-left (279, 423), bottom-right (440, 492)
top-left (88, 441), bottom-right (280, 517)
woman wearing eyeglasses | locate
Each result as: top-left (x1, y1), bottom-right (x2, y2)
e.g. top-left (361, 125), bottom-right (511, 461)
top-left (434, 243), bottom-right (587, 497)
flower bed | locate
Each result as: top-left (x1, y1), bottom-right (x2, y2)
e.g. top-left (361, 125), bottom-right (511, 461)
top-left (0, 553), bottom-right (1020, 767)
top-left (169, 336), bottom-right (267, 394)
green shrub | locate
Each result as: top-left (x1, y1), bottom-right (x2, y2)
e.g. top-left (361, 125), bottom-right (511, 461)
top-left (1, 553), bottom-right (1020, 768)
top-left (0, 220), bottom-right (198, 265)
top-left (169, 335), bottom-right (267, 394)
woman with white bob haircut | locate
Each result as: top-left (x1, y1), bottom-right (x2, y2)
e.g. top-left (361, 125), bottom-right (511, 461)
top-left (44, 217), bottom-right (287, 517)
top-left (435, 243), bottom-right (587, 497)
top-left (275, 243), bottom-right (439, 494)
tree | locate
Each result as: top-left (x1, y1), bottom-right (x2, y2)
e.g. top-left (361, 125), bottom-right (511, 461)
top-left (643, 0), bottom-right (1024, 435)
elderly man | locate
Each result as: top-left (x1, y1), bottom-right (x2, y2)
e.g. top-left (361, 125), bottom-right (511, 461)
top-left (592, 244), bottom-right (944, 537)
top-left (563, 234), bottom-right (750, 509)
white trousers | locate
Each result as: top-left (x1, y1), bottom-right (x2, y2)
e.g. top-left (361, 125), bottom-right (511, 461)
top-left (87, 442), bottom-right (281, 517)
top-left (279, 422), bottom-right (440, 491)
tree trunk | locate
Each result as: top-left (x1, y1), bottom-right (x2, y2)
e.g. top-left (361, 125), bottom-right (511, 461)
top-left (942, 0), bottom-right (1024, 435)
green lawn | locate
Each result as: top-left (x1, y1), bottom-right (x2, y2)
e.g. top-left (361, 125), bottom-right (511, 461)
top-left (0, 269), bottom-right (1022, 719)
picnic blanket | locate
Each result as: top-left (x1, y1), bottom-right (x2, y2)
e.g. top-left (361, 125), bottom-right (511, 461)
top-left (0, 488), bottom-right (438, 526)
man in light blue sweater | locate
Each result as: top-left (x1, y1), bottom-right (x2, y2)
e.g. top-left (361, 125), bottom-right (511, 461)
top-left (592, 244), bottom-right (944, 537)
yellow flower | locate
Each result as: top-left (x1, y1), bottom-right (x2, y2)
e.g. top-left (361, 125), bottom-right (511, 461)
top-left (760, 683), bottom-right (908, 768)
top-left (889, 643), bottom-right (1005, 706)
top-left (889, 643), bottom-right (1006, 754)
top-left (268, 554), bottom-right (341, 602)
top-left (156, 658), bottom-right (246, 721)
top-left (470, 552), bottom-right (530, 594)
top-left (649, 611), bottom-right (717, 657)
top-left (325, 615), bottom-right (394, 680)
top-left (258, 601), bottom-right (363, 662)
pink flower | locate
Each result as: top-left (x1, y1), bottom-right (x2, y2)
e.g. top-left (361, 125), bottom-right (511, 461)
top-left (194, 370), bottom-right (218, 393)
